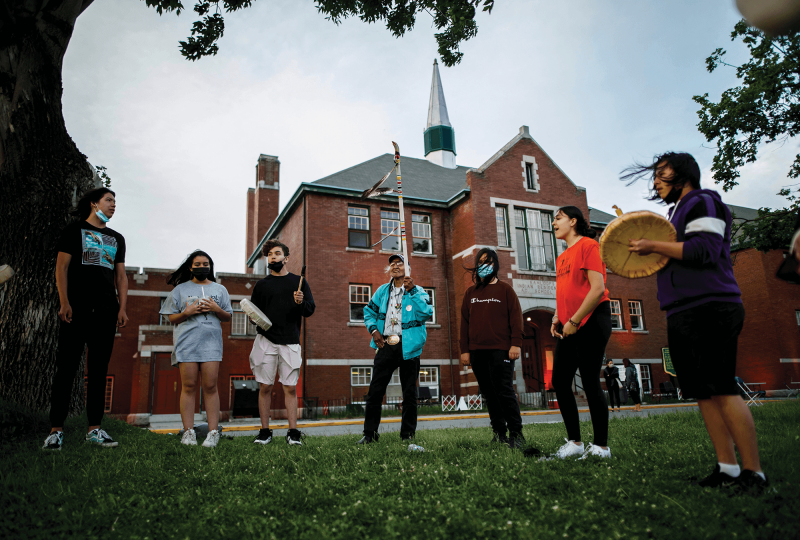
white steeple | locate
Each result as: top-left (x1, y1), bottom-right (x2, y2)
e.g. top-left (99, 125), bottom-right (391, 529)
top-left (424, 59), bottom-right (456, 168)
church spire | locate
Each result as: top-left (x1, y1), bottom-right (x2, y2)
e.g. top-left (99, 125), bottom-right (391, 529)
top-left (424, 59), bottom-right (456, 168)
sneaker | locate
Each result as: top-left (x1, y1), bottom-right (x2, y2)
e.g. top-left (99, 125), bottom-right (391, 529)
top-left (578, 443), bottom-right (612, 460)
top-left (85, 428), bottom-right (119, 448)
top-left (202, 429), bottom-right (220, 448)
top-left (553, 439), bottom-right (585, 460)
top-left (181, 429), bottom-right (197, 446)
top-left (507, 431), bottom-right (526, 450)
top-left (690, 465), bottom-right (738, 488)
top-left (357, 432), bottom-right (379, 444)
top-left (733, 470), bottom-right (769, 494)
top-left (42, 431), bottom-right (63, 451)
top-left (253, 428), bottom-right (273, 445)
top-left (487, 432), bottom-right (509, 446)
top-left (286, 428), bottom-right (303, 446)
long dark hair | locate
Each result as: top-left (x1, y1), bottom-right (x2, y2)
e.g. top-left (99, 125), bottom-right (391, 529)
top-left (620, 152), bottom-right (701, 202)
top-left (167, 250), bottom-right (217, 286)
top-left (557, 206), bottom-right (596, 239)
top-left (72, 187), bottom-right (115, 219)
top-left (622, 358), bottom-right (632, 368)
top-left (465, 247), bottom-right (500, 289)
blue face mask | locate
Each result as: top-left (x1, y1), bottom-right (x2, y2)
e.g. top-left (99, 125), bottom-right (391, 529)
top-left (93, 205), bottom-right (110, 223)
top-left (477, 264), bottom-right (493, 278)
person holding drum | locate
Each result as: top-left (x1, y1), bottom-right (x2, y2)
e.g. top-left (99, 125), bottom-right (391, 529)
top-left (540, 206), bottom-right (613, 460)
top-left (160, 250), bottom-right (233, 448)
top-left (358, 254), bottom-right (433, 444)
top-left (623, 151), bottom-right (767, 491)
top-left (248, 240), bottom-right (315, 446)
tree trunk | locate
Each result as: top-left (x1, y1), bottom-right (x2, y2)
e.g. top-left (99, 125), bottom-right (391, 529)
top-left (0, 0), bottom-right (97, 415)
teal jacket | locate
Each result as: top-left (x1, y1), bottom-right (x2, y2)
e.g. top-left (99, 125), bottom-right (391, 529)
top-left (364, 281), bottom-right (433, 360)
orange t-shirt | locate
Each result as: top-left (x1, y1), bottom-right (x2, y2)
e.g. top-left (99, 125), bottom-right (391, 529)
top-left (556, 237), bottom-right (610, 327)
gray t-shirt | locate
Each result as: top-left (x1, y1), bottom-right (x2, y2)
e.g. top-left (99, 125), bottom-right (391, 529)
top-left (159, 281), bottom-right (233, 364)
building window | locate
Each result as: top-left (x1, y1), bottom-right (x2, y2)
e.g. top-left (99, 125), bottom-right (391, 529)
top-left (84, 376), bottom-right (113, 413)
top-left (159, 297), bottom-right (173, 326)
top-left (229, 375), bottom-right (256, 409)
top-left (419, 367), bottom-right (440, 399)
top-left (610, 299), bottom-right (623, 330)
top-left (514, 208), bottom-right (556, 272)
top-left (411, 214), bottom-right (432, 254)
top-left (629, 300), bottom-right (644, 330)
top-left (795, 310), bottom-right (800, 325)
top-left (348, 206), bottom-right (370, 248)
top-left (351, 367), bottom-right (372, 386)
top-left (349, 285), bottom-right (371, 322)
top-left (495, 205), bottom-right (510, 247)
top-left (525, 163), bottom-right (536, 190)
top-left (639, 364), bottom-right (652, 396)
top-left (423, 288), bottom-right (436, 324)
top-left (232, 302), bottom-right (258, 336)
top-left (380, 210), bottom-right (400, 251)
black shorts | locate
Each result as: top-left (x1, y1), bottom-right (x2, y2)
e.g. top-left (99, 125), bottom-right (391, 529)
top-left (667, 301), bottom-right (745, 400)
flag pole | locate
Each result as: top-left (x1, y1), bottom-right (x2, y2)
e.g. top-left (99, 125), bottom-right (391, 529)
top-left (392, 142), bottom-right (410, 277)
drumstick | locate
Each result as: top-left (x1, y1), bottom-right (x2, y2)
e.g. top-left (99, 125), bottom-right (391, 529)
top-left (297, 265), bottom-right (306, 292)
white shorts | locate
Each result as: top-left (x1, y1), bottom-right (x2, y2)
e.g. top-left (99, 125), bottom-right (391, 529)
top-left (249, 334), bottom-right (302, 386)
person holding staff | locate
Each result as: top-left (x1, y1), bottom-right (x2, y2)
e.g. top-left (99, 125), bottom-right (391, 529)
top-left (249, 240), bottom-right (315, 446)
top-left (358, 254), bottom-right (433, 444)
top-left (623, 152), bottom-right (767, 490)
top-left (604, 359), bottom-right (622, 413)
top-left (160, 250), bottom-right (233, 448)
top-left (44, 187), bottom-right (128, 451)
top-left (542, 206), bottom-right (613, 460)
top-left (459, 248), bottom-right (531, 450)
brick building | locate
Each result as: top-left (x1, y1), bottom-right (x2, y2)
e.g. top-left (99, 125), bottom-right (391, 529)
top-left (102, 61), bottom-right (800, 425)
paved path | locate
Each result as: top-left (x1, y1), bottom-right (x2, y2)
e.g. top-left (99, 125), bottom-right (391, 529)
top-left (151, 402), bottom-right (709, 439)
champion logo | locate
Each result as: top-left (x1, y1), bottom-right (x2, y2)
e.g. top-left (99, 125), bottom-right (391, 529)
top-left (471, 298), bottom-right (501, 304)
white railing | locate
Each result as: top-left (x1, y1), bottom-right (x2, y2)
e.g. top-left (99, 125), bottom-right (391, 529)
top-left (441, 394), bottom-right (483, 412)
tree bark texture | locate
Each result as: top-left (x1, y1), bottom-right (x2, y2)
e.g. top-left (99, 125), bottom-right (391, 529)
top-left (1, 0), bottom-right (98, 415)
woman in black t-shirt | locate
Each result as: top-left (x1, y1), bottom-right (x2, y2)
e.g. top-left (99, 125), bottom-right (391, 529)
top-left (43, 187), bottom-right (128, 451)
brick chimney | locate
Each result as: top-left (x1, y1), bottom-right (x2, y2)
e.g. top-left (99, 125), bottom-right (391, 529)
top-left (245, 154), bottom-right (280, 273)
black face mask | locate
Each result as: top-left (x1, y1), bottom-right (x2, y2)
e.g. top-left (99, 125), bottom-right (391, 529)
top-left (191, 267), bottom-right (210, 280)
top-left (268, 260), bottom-right (285, 272)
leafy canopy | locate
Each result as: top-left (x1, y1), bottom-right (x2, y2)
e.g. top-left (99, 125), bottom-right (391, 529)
top-left (694, 20), bottom-right (800, 251)
top-left (143, 0), bottom-right (495, 66)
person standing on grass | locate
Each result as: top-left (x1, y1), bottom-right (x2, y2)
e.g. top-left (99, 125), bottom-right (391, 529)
top-left (249, 240), bottom-right (315, 447)
top-left (604, 359), bottom-right (622, 413)
top-left (43, 188), bottom-right (128, 451)
top-left (624, 152), bottom-right (767, 491)
top-left (160, 250), bottom-right (233, 448)
top-left (536, 206), bottom-right (613, 461)
top-left (358, 254), bottom-right (433, 444)
top-left (622, 358), bottom-right (642, 412)
top-left (459, 248), bottom-right (532, 451)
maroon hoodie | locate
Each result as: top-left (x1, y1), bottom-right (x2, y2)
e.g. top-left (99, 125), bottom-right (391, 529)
top-left (459, 280), bottom-right (524, 353)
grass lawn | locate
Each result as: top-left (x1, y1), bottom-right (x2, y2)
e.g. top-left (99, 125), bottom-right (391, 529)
top-left (2, 401), bottom-right (798, 540)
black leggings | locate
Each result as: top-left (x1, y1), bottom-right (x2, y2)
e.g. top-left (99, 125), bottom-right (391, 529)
top-left (49, 303), bottom-right (118, 428)
top-left (607, 385), bottom-right (621, 408)
top-left (552, 302), bottom-right (612, 446)
top-left (470, 349), bottom-right (522, 435)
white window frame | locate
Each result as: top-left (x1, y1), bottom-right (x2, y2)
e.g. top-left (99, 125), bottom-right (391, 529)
top-left (380, 210), bottom-right (401, 252)
top-left (629, 300), bottom-right (645, 331)
top-left (610, 299), bottom-right (623, 330)
top-left (423, 287), bottom-right (436, 325)
top-left (351, 367), bottom-right (372, 386)
top-left (411, 213), bottom-right (433, 254)
top-left (347, 206), bottom-right (370, 249)
top-left (514, 208), bottom-right (556, 272)
top-left (229, 375), bottom-right (256, 409)
top-left (521, 155), bottom-right (540, 192)
top-left (495, 205), bottom-right (510, 247)
top-left (639, 364), bottom-right (652, 396)
top-left (419, 367), bottom-right (440, 400)
top-left (231, 301), bottom-right (258, 336)
top-left (349, 284), bottom-right (371, 322)
top-left (159, 297), bottom-right (174, 326)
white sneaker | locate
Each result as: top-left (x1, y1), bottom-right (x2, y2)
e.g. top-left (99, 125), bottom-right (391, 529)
top-left (181, 429), bottom-right (197, 446)
top-left (578, 443), bottom-right (612, 460)
top-left (554, 439), bottom-right (585, 459)
top-left (202, 429), bottom-right (220, 448)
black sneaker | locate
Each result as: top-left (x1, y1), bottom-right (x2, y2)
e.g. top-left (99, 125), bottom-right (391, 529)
top-left (488, 432), bottom-right (509, 446)
top-left (734, 470), bottom-right (769, 494)
top-left (253, 428), bottom-right (273, 445)
top-left (507, 431), bottom-right (527, 450)
top-left (357, 432), bottom-right (379, 444)
top-left (286, 429), bottom-right (303, 446)
top-left (400, 433), bottom-right (415, 441)
top-left (42, 431), bottom-right (63, 451)
top-left (690, 465), bottom-right (738, 488)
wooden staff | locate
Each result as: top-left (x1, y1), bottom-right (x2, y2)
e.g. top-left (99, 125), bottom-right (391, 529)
top-left (297, 265), bottom-right (306, 292)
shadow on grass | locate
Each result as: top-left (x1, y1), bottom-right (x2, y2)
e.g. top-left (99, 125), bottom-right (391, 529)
top-left (1, 400), bottom-right (797, 539)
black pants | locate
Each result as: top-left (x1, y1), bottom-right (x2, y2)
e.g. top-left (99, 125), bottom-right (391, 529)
top-left (470, 349), bottom-right (522, 435)
top-left (607, 385), bottom-right (620, 408)
top-left (627, 386), bottom-right (641, 405)
top-left (552, 302), bottom-right (612, 446)
top-left (49, 303), bottom-right (118, 427)
top-left (363, 341), bottom-right (420, 437)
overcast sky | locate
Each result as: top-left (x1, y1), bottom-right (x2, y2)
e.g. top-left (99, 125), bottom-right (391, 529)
top-left (61, 0), bottom-right (794, 273)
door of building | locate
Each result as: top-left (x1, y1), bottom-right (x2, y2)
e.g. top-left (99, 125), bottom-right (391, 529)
top-left (521, 329), bottom-right (542, 393)
top-left (152, 353), bottom-right (188, 414)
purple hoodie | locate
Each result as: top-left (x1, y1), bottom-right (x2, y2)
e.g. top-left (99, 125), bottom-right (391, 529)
top-left (656, 189), bottom-right (742, 316)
